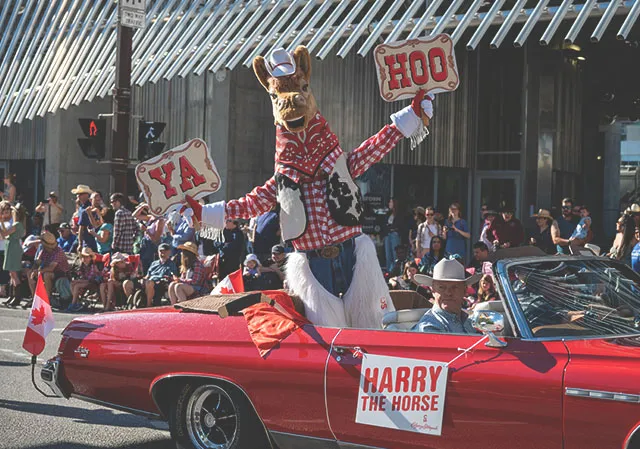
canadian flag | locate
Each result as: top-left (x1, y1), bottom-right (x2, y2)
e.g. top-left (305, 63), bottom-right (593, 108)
top-left (212, 269), bottom-right (244, 294)
top-left (22, 274), bottom-right (55, 356)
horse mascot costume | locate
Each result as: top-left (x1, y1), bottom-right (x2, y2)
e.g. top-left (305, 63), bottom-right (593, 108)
top-left (185, 46), bottom-right (433, 328)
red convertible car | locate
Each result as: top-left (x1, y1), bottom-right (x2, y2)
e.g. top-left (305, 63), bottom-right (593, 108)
top-left (41, 253), bottom-right (640, 449)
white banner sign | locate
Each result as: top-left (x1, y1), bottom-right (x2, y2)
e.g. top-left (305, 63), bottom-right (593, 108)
top-left (135, 138), bottom-right (221, 216)
top-left (355, 354), bottom-right (448, 436)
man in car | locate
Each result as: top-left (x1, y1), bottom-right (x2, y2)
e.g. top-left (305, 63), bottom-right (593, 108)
top-left (412, 259), bottom-right (481, 333)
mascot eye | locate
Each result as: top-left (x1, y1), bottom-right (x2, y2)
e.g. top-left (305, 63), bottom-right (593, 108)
top-left (302, 84), bottom-right (309, 92)
top-left (270, 93), bottom-right (277, 100)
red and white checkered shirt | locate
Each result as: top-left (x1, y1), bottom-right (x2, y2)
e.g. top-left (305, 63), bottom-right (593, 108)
top-left (226, 124), bottom-right (403, 251)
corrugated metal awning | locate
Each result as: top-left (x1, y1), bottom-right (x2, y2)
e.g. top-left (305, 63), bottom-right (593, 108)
top-left (0, 0), bottom-right (638, 127)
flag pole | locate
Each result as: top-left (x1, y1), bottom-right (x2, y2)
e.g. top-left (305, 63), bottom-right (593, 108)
top-left (30, 355), bottom-right (57, 398)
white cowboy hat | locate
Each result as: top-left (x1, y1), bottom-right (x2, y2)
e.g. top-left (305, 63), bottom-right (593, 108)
top-left (71, 184), bottom-right (93, 195)
top-left (414, 259), bottom-right (481, 287)
top-left (265, 48), bottom-right (296, 78)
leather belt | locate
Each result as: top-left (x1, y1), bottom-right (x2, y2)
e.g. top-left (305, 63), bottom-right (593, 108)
top-left (304, 237), bottom-right (355, 259)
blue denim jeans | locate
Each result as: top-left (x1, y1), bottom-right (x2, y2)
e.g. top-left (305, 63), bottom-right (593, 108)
top-left (384, 231), bottom-right (401, 272)
top-left (306, 239), bottom-right (356, 297)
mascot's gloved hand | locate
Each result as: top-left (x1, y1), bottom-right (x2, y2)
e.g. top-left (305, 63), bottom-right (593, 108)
top-left (180, 195), bottom-right (227, 229)
top-left (390, 90), bottom-right (435, 141)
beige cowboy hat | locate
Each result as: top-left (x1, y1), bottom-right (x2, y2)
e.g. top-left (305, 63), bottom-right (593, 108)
top-left (626, 203), bottom-right (640, 214)
top-left (414, 258), bottom-right (481, 287)
top-left (110, 252), bottom-right (128, 266)
top-left (532, 209), bottom-right (553, 220)
top-left (71, 184), bottom-right (93, 195)
top-left (80, 247), bottom-right (95, 259)
top-left (40, 231), bottom-right (57, 250)
top-left (178, 241), bottom-right (199, 257)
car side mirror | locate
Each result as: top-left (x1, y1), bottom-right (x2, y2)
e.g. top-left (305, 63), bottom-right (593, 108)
top-left (470, 310), bottom-right (508, 348)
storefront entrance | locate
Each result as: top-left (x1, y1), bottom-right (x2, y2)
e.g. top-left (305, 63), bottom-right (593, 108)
top-left (473, 172), bottom-right (521, 241)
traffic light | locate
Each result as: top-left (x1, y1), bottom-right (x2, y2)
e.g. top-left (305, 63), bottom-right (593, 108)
top-left (138, 121), bottom-right (166, 161)
top-left (77, 118), bottom-right (107, 159)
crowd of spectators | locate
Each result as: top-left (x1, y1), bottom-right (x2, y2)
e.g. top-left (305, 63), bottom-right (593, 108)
top-left (0, 184), bottom-right (288, 312)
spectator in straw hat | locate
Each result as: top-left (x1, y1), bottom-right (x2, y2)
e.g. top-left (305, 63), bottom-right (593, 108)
top-left (529, 209), bottom-right (555, 254)
top-left (412, 258), bottom-right (481, 334)
top-left (72, 184), bottom-right (98, 253)
top-left (28, 231), bottom-right (70, 299)
top-left (168, 242), bottom-right (206, 304)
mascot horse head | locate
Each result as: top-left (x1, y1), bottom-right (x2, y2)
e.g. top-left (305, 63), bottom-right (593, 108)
top-left (253, 46), bottom-right (318, 133)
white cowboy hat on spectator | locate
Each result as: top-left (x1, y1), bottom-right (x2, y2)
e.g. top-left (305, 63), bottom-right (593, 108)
top-left (265, 48), bottom-right (296, 78)
top-left (244, 254), bottom-right (261, 266)
top-left (71, 184), bottom-right (93, 195)
top-left (626, 203), bottom-right (640, 214)
top-left (414, 259), bottom-right (481, 287)
top-left (110, 252), bottom-right (128, 266)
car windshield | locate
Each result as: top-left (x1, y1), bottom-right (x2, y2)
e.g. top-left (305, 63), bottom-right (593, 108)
top-left (506, 259), bottom-right (640, 338)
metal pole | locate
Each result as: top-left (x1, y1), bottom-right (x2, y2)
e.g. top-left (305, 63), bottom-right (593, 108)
top-left (111, 22), bottom-right (133, 196)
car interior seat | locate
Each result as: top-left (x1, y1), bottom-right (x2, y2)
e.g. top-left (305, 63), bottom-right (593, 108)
top-left (382, 308), bottom-right (430, 331)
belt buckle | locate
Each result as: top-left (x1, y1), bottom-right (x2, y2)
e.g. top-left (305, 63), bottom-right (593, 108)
top-left (320, 246), bottom-right (340, 259)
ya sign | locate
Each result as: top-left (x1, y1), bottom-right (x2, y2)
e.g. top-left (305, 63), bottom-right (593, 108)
top-left (355, 354), bottom-right (448, 436)
top-left (374, 34), bottom-right (459, 102)
top-left (135, 138), bottom-right (221, 215)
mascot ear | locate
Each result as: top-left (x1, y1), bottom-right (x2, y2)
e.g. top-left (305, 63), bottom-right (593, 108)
top-left (253, 55), bottom-right (271, 91)
top-left (293, 46), bottom-right (311, 80)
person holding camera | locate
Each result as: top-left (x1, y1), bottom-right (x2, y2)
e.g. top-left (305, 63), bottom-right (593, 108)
top-left (35, 192), bottom-right (64, 234)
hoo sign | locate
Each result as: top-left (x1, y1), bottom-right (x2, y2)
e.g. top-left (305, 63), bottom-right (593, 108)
top-left (135, 138), bottom-right (221, 216)
top-left (355, 354), bottom-right (448, 436)
top-left (374, 34), bottom-right (459, 102)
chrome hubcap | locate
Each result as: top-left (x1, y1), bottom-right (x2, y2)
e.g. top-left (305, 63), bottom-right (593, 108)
top-left (186, 385), bottom-right (238, 449)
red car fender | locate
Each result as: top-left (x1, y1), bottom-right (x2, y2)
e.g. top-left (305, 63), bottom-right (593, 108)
top-left (149, 371), bottom-right (270, 433)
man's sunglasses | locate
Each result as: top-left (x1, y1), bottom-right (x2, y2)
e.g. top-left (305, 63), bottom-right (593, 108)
top-left (426, 213), bottom-right (434, 216)
top-left (562, 206), bottom-right (571, 210)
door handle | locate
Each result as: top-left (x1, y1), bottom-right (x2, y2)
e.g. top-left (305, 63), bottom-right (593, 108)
top-left (333, 346), bottom-right (365, 361)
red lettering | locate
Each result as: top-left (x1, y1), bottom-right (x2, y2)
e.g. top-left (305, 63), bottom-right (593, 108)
top-left (395, 366), bottom-right (411, 393)
top-left (411, 395), bottom-right (421, 411)
top-left (148, 162), bottom-right (177, 199)
top-left (409, 51), bottom-right (429, 85)
top-left (179, 156), bottom-right (206, 192)
top-left (363, 367), bottom-right (379, 393)
top-left (379, 367), bottom-right (394, 393)
top-left (379, 396), bottom-right (387, 411)
top-left (430, 395), bottom-right (439, 412)
top-left (428, 47), bottom-right (448, 82)
top-left (392, 395), bottom-right (401, 411)
top-left (360, 396), bottom-right (369, 411)
top-left (412, 366), bottom-right (427, 393)
top-left (368, 396), bottom-right (379, 411)
top-left (401, 395), bottom-right (411, 411)
top-left (421, 394), bottom-right (431, 411)
top-left (384, 54), bottom-right (411, 90)
top-left (429, 365), bottom-right (443, 393)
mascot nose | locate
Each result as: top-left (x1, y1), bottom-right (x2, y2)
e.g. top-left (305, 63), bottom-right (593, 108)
top-left (293, 94), bottom-right (306, 107)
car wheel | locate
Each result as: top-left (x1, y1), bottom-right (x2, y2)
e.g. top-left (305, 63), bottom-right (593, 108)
top-left (169, 382), bottom-right (269, 449)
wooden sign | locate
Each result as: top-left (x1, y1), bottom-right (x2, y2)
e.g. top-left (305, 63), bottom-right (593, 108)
top-left (374, 34), bottom-right (459, 102)
top-left (135, 138), bottom-right (221, 216)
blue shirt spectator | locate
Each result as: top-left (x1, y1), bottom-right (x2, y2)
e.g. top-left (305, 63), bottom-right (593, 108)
top-left (170, 216), bottom-right (195, 254)
top-left (631, 242), bottom-right (640, 273)
top-left (146, 257), bottom-right (178, 281)
top-left (78, 200), bottom-right (97, 251)
top-left (57, 232), bottom-right (77, 253)
top-left (253, 211), bottom-right (280, 259)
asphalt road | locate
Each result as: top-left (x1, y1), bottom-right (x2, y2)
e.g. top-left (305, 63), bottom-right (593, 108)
top-left (0, 305), bottom-right (174, 449)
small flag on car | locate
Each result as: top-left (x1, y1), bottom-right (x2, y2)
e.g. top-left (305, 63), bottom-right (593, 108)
top-left (22, 274), bottom-right (55, 356)
top-left (212, 269), bottom-right (244, 294)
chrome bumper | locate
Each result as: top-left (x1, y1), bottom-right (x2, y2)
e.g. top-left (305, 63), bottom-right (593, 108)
top-left (40, 359), bottom-right (68, 398)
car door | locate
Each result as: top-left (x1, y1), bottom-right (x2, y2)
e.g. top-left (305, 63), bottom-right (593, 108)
top-left (325, 328), bottom-right (568, 449)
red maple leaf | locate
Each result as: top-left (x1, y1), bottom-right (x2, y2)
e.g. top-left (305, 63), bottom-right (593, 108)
top-left (30, 305), bottom-right (47, 326)
top-left (219, 286), bottom-right (234, 294)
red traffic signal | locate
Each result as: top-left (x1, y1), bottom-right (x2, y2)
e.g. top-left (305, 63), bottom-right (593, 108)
top-left (78, 118), bottom-right (107, 159)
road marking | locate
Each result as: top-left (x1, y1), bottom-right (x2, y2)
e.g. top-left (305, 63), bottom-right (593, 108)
top-left (0, 328), bottom-right (65, 334)
top-left (0, 348), bottom-right (31, 359)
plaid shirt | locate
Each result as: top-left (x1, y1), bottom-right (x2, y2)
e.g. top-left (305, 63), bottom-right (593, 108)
top-left (180, 259), bottom-right (206, 292)
top-left (226, 124), bottom-right (403, 250)
top-left (77, 262), bottom-right (101, 282)
top-left (38, 246), bottom-right (70, 275)
top-left (113, 206), bottom-right (138, 254)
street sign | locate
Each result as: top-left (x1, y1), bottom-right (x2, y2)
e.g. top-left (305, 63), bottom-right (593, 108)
top-left (138, 121), bottom-right (166, 161)
top-left (120, 0), bottom-right (146, 29)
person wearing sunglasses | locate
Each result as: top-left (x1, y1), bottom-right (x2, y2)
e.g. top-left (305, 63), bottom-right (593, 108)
top-left (416, 206), bottom-right (441, 259)
top-left (551, 197), bottom-right (579, 255)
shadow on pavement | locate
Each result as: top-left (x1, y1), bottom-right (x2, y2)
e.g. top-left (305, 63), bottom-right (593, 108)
top-left (19, 440), bottom-right (174, 449)
top-left (0, 398), bottom-right (160, 429)
top-left (0, 360), bottom-right (30, 367)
